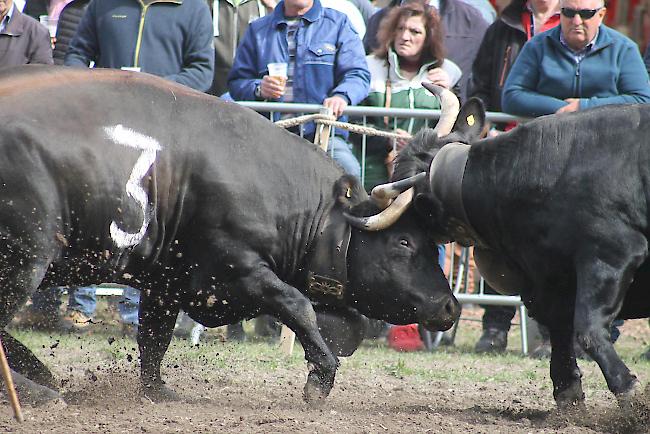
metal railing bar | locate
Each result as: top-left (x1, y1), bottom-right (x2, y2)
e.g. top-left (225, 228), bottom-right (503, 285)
top-left (236, 101), bottom-right (525, 124)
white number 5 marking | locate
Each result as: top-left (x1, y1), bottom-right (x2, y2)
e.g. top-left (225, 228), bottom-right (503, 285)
top-left (105, 125), bottom-right (162, 248)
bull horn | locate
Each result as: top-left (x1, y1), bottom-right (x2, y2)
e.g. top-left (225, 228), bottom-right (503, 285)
top-left (345, 172), bottom-right (426, 231)
top-left (422, 82), bottom-right (460, 137)
top-left (345, 187), bottom-right (415, 231)
top-left (370, 172), bottom-right (427, 209)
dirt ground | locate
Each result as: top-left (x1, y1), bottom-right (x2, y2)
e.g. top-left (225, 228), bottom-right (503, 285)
top-left (0, 308), bottom-right (649, 433)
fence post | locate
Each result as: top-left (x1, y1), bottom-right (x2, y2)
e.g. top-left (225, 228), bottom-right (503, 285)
top-left (314, 107), bottom-right (333, 152)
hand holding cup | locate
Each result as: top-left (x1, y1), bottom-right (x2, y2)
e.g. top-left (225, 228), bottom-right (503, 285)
top-left (261, 63), bottom-right (288, 100)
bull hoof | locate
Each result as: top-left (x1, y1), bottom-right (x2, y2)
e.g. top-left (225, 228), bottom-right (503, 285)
top-left (8, 370), bottom-right (65, 407)
top-left (554, 382), bottom-right (585, 410)
top-left (16, 383), bottom-right (65, 407)
top-left (302, 364), bottom-right (335, 403)
top-left (616, 381), bottom-right (650, 424)
top-left (141, 383), bottom-right (180, 402)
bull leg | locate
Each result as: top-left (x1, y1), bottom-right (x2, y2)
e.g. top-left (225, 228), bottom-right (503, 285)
top-left (574, 238), bottom-right (646, 406)
top-left (137, 289), bottom-right (180, 402)
top-left (2, 369), bottom-right (63, 406)
top-left (0, 256), bottom-right (62, 404)
top-left (242, 268), bottom-right (339, 402)
top-left (549, 328), bottom-right (584, 408)
top-left (0, 330), bottom-right (58, 391)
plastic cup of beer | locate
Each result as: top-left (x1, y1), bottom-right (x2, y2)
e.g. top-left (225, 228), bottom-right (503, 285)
top-left (39, 15), bottom-right (58, 38)
top-left (267, 62), bottom-right (288, 87)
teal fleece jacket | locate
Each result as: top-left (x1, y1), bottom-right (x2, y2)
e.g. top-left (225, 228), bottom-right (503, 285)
top-left (65, 0), bottom-right (214, 91)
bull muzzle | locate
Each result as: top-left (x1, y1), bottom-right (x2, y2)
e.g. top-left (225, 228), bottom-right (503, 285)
top-left (419, 294), bottom-right (461, 332)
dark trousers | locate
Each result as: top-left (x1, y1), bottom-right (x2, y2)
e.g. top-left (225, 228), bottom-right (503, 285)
top-left (481, 284), bottom-right (516, 332)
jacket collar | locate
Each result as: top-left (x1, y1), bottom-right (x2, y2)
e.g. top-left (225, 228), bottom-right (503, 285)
top-left (545, 24), bottom-right (613, 54)
top-left (272, 0), bottom-right (322, 26)
top-left (2, 6), bottom-right (24, 36)
top-left (500, 0), bottom-right (526, 32)
top-left (139, 0), bottom-right (183, 6)
top-left (387, 48), bottom-right (438, 81)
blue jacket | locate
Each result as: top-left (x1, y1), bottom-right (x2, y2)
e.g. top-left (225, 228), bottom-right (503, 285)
top-left (227, 0), bottom-right (370, 138)
top-left (65, 0), bottom-right (214, 92)
top-left (502, 25), bottom-right (650, 117)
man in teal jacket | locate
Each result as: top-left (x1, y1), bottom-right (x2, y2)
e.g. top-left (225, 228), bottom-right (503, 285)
top-left (502, 0), bottom-right (650, 117)
top-left (65, 0), bottom-right (214, 91)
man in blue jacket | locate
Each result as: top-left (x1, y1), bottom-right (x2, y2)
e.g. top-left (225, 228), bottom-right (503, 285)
top-left (228, 0), bottom-right (370, 178)
top-left (65, 0), bottom-right (214, 92)
top-left (502, 0), bottom-right (650, 117)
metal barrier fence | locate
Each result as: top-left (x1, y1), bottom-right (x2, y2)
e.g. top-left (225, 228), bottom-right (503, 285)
top-left (236, 101), bottom-right (522, 188)
top-left (236, 101), bottom-right (530, 354)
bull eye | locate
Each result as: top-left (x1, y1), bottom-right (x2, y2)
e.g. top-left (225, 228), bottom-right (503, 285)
top-left (399, 239), bottom-right (409, 247)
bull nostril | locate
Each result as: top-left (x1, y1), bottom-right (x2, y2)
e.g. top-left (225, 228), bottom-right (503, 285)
top-left (444, 298), bottom-right (457, 316)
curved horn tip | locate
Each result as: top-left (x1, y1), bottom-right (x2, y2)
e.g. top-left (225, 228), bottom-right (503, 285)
top-left (422, 82), bottom-right (444, 96)
top-left (412, 172), bottom-right (427, 182)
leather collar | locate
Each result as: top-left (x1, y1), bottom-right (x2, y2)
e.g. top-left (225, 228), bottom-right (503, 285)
top-left (304, 205), bottom-right (351, 303)
top-left (429, 143), bottom-right (485, 247)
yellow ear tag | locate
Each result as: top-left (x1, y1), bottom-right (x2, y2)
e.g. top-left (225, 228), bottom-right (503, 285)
top-left (466, 115), bottom-right (475, 126)
top-left (346, 187), bottom-right (352, 198)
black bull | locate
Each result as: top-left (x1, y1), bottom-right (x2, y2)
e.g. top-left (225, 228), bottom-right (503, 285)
top-left (360, 84), bottom-right (650, 413)
top-left (0, 66), bottom-right (460, 404)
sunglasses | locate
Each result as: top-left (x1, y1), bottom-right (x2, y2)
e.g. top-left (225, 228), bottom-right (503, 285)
top-left (560, 7), bottom-right (603, 19)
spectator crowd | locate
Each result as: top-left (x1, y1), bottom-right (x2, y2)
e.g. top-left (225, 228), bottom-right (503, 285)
top-left (1, 0), bottom-right (650, 360)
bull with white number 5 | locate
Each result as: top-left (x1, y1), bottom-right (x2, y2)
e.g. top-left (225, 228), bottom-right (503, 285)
top-left (0, 66), bottom-right (460, 405)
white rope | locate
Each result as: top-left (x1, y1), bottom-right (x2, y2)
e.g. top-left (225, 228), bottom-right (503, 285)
top-left (274, 113), bottom-right (412, 140)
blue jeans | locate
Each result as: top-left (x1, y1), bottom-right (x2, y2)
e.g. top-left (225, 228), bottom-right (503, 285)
top-left (31, 285), bottom-right (138, 325)
top-left (31, 286), bottom-right (97, 317)
top-left (67, 286), bottom-right (97, 317)
top-left (117, 286), bottom-right (140, 326)
top-left (437, 245), bottom-right (445, 269)
top-left (328, 136), bottom-right (361, 178)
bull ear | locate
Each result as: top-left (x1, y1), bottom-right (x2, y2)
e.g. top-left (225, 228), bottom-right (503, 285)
top-left (413, 192), bottom-right (442, 221)
top-left (453, 98), bottom-right (486, 142)
top-left (333, 175), bottom-right (365, 209)
top-left (413, 192), bottom-right (451, 243)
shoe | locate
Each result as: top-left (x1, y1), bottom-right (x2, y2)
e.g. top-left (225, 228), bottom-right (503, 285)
top-left (16, 308), bottom-right (62, 331)
top-left (227, 322), bottom-right (247, 342)
top-left (173, 311), bottom-right (195, 338)
top-left (474, 328), bottom-right (508, 354)
top-left (253, 315), bottom-right (281, 339)
top-left (61, 310), bottom-right (94, 332)
top-left (530, 340), bottom-right (552, 359)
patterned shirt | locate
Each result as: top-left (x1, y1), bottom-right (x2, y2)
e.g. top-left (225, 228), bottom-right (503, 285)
top-left (283, 18), bottom-right (299, 103)
top-left (559, 29), bottom-right (598, 63)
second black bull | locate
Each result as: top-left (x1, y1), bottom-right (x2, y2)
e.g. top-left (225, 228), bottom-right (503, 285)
top-left (353, 83), bottom-right (650, 414)
top-left (0, 66), bottom-right (459, 404)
